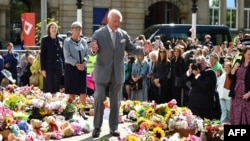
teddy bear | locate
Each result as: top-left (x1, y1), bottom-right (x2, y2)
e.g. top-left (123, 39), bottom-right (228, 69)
top-left (30, 119), bottom-right (44, 136)
top-left (70, 121), bottom-right (82, 136)
top-left (7, 133), bottom-right (24, 141)
top-left (44, 116), bottom-right (61, 133)
top-left (60, 121), bottom-right (74, 137)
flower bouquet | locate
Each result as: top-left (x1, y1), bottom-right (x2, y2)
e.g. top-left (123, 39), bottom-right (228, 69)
top-left (0, 102), bottom-right (14, 140)
top-left (3, 93), bottom-right (26, 111)
top-left (203, 119), bottom-right (226, 141)
top-left (59, 98), bottom-right (78, 120)
top-left (167, 107), bottom-right (203, 137)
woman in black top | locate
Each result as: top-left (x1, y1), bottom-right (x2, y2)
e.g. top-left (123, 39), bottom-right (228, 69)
top-left (40, 22), bottom-right (64, 95)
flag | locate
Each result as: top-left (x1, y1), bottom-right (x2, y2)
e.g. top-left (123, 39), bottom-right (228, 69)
top-left (189, 27), bottom-right (195, 33)
top-left (21, 13), bottom-right (36, 47)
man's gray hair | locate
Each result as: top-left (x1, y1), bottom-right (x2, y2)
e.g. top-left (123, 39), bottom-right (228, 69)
top-left (107, 9), bottom-right (123, 22)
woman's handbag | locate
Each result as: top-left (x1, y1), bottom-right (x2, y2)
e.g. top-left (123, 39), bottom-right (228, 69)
top-left (29, 74), bottom-right (39, 86)
top-left (130, 79), bottom-right (143, 90)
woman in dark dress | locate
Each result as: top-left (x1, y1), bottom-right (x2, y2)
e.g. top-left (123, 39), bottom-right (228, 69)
top-left (170, 45), bottom-right (188, 106)
top-left (229, 47), bottom-right (250, 125)
top-left (152, 47), bottom-right (171, 104)
top-left (63, 21), bottom-right (88, 120)
top-left (40, 22), bottom-right (64, 95)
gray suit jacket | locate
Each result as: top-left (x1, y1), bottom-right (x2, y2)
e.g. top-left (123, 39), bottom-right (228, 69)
top-left (89, 25), bottom-right (144, 84)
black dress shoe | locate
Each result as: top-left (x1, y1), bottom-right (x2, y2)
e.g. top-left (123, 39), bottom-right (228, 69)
top-left (79, 110), bottom-right (88, 120)
top-left (110, 130), bottom-right (120, 137)
top-left (92, 128), bottom-right (101, 138)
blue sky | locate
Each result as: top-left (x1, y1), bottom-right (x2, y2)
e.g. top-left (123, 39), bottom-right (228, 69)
top-left (227, 0), bottom-right (235, 8)
top-left (209, 0), bottom-right (235, 8)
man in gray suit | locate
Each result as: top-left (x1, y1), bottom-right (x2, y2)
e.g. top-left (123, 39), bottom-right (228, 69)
top-left (89, 9), bottom-right (151, 138)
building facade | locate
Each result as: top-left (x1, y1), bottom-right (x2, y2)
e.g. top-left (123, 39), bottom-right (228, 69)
top-left (0, 0), bottom-right (248, 46)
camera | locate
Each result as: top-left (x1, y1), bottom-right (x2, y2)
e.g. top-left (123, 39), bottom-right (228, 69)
top-left (191, 63), bottom-right (201, 70)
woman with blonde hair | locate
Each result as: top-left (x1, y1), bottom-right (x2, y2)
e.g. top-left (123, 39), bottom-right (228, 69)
top-left (131, 53), bottom-right (149, 101)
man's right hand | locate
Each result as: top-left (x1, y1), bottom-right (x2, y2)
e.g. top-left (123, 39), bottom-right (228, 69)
top-left (91, 40), bottom-right (99, 53)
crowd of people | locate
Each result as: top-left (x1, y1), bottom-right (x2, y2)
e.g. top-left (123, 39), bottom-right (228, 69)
top-left (0, 8), bottom-right (249, 139)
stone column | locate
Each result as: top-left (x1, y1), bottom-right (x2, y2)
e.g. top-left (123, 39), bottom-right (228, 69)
top-left (237, 0), bottom-right (244, 30)
top-left (0, 8), bottom-right (6, 42)
top-left (220, 0), bottom-right (227, 25)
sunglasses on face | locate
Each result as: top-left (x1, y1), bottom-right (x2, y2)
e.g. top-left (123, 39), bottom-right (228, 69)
top-left (159, 51), bottom-right (165, 53)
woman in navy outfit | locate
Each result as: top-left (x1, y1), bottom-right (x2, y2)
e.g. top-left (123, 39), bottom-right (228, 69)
top-left (63, 21), bottom-right (88, 119)
top-left (40, 22), bottom-right (64, 95)
top-left (3, 42), bottom-right (19, 82)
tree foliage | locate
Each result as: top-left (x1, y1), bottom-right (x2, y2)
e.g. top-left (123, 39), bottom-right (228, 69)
top-left (35, 18), bottom-right (60, 43)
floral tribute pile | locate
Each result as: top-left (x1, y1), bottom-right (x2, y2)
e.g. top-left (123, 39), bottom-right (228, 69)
top-left (0, 84), bottom-right (94, 141)
top-left (117, 99), bottom-right (226, 141)
top-left (0, 84), bottom-right (227, 141)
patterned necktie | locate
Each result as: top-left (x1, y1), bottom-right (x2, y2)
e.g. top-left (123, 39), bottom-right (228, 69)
top-left (112, 31), bottom-right (116, 47)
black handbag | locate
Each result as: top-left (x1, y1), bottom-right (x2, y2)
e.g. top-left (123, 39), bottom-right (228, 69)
top-left (130, 78), bottom-right (142, 90)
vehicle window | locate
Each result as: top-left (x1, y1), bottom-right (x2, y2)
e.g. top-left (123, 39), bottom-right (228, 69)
top-left (141, 24), bottom-right (232, 46)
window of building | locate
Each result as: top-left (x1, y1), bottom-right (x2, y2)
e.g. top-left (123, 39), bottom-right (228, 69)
top-left (209, 0), bottom-right (237, 29)
top-left (226, 0), bottom-right (236, 29)
top-left (209, 0), bottom-right (219, 25)
top-left (244, 1), bottom-right (250, 29)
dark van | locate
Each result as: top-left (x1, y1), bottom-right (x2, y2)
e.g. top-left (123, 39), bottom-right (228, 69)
top-left (142, 24), bottom-right (232, 46)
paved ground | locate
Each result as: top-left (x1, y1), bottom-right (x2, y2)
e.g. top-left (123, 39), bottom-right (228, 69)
top-left (52, 116), bottom-right (133, 141)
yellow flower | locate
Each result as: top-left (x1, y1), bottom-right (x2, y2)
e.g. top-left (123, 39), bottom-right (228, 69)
top-left (146, 108), bottom-right (155, 117)
top-left (181, 107), bottom-right (189, 112)
top-left (9, 94), bottom-right (15, 99)
top-left (5, 116), bottom-right (13, 124)
top-left (133, 100), bottom-right (141, 106)
top-left (39, 109), bottom-right (51, 116)
top-left (126, 134), bottom-right (139, 141)
top-left (153, 127), bottom-right (165, 140)
top-left (24, 99), bottom-right (31, 105)
top-left (136, 117), bottom-right (147, 125)
top-left (77, 103), bottom-right (85, 109)
top-left (165, 111), bottom-right (172, 121)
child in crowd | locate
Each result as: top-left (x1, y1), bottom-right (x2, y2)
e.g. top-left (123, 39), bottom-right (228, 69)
top-left (217, 61), bottom-right (233, 123)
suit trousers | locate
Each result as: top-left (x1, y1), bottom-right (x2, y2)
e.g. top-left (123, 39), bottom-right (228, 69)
top-left (93, 77), bottom-right (123, 130)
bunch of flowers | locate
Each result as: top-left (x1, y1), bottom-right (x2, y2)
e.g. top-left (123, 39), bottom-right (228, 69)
top-left (5, 84), bottom-right (17, 93)
top-left (120, 100), bottom-right (138, 115)
top-left (3, 93), bottom-right (27, 111)
top-left (60, 98), bottom-right (78, 114)
top-left (0, 102), bottom-right (14, 130)
top-left (155, 99), bottom-right (178, 123)
top-left (168, 107), bottom-right (203, 131)
top-left (16, 85), bottom-right (43, 96)
top-left (203, 119), bottom-right (226, 141)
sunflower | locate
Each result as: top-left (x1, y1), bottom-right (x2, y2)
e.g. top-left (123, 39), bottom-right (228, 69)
top-left (146, 108), bottom-right (155, 117)
top-left (126, 134), bottom-right (139, 141)
top-left (153, 127), bottom-right (165, 140)
top-left (133, 100), bottom-right (141, 106)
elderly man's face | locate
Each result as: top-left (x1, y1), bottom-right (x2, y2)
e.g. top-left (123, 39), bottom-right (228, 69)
top-left (196, 59), bottom-right (207, 71)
